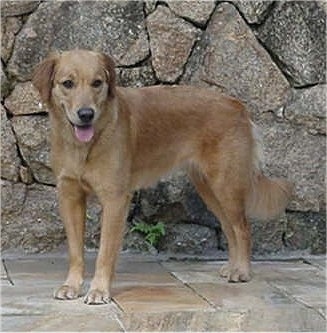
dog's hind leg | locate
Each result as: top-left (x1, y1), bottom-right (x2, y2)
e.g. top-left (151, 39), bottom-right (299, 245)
top-left (215, 195), bottom-right (251, 283)
top-left (189, 165), bottom-right (252, 282)
top-left (189, 169), bottom-right (238, 276)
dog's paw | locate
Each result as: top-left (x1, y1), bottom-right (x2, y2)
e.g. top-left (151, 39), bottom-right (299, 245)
top-left (54, 285), bottom-right (81, 300)
top-left (219, 264), bottom-right (232, 278)
top-left (84, 289), bottom-right (111, 305)
top-left (220, 264), bottom-right (251, 283)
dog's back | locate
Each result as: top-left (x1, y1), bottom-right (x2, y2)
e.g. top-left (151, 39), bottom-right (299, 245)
top-left (121, 86), bottom-right (250, 187)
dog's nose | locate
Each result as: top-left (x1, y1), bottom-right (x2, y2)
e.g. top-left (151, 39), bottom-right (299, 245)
top-left (77, 108), bottom-right (94, 123)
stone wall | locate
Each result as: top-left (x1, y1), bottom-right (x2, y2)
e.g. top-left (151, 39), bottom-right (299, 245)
top-left (1, 0), bottom-right (326, 255)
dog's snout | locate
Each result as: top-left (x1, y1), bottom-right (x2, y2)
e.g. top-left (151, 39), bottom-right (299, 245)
top-left (77, 108), bottom-right (95, 123)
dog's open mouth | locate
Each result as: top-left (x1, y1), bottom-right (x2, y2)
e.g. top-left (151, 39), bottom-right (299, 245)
top-left (73, 124), bottom-right (95, 143)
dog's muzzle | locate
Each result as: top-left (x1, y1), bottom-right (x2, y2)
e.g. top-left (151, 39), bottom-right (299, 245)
top-left (72, 108), bottom-right (95, 143)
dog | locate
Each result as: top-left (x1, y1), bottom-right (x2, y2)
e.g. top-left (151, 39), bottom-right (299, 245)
top-left (32, 49), bottom-right (292, 305)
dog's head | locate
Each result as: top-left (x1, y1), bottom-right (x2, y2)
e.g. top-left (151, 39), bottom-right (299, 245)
top-left (32, 49), bottom-right (116, 143)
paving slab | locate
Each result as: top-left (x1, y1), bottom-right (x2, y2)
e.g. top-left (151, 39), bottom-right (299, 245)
top-left (119, 311), bottom-right (245, 331)
top-left (1, 252), bottom-right (326, 332)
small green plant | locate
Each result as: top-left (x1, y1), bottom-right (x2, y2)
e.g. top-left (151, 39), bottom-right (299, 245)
top-left (131, 220), bottom-right (166, 247)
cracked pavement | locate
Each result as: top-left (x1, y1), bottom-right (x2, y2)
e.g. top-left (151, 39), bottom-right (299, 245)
top-left (1, 252), bottom-right (326, 331)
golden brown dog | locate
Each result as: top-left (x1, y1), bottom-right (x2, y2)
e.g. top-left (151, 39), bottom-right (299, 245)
top-left (32, 49), bottom-right (292, 305)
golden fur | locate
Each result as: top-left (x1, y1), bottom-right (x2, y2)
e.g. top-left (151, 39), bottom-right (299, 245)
top-left (32, 49), bottom-right (292, 305)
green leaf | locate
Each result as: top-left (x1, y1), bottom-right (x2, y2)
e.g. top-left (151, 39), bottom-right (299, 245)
top-left (131, 221), bottom-right (166, 247)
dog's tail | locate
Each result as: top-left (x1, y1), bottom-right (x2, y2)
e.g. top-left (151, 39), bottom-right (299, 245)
top-left (246, 122), bottom-right (293, 220)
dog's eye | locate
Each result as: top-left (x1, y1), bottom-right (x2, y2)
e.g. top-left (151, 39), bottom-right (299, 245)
top-left (91, 79), bottom-right (103, 88)
top-left (62, 80), bottom-right (74, 89)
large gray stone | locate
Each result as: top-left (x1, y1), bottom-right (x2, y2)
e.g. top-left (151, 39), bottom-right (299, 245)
top-left (250, 215), bottom-right (286, 255)
top-left (1, 62), bottom-right (11, 99)
top-left (11, 115), bottom-right (54, 185)
top-left (284, 85), bottom-right (326, 135)
top-left (1, 106), bottom-right (20, 181)
top-left (257, 1), bottom-right (326, 87)
top-left (183, 3), bottom-right (290, 114)
top-left (1, 180), bottom-right (26, 217)
top-left (167, 0), bottom-right (216, 26)
top-left (1, 181), bottom-right (64, 253)
top-left (1, 181), bottom-right (25, 251)
top-left (118, 66), bottom-right (157, 88)
top-left (0, 0), bottom-right (40, 17)
top-left (1, 16), bottom-right (23, 63)
top-left (5, 82), bottom-right (47, 115)
top-left (147, 5), bottom-right (201, 82)
top-left (257, 112), bottom-right (325, 213)
top-left (137, 171), bottom-right (217, 229)
top-left (158, 223), bottom-right (218, 255)
top-left (233, 1), bottom-right (274, 24)
top-left (283, 211), bottom-right (326, 255)
top-left (1, 181), bottom-right (25, 253)
top-left (8, 1), bottom-right (149, 81)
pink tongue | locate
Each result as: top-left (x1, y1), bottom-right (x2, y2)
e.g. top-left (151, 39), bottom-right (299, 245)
top-left (74, 125), bottom-right (94, 142)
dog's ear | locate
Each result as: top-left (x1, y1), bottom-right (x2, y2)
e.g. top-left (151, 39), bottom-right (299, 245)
top-left (99, 53), bottom-right (116, 99)
top-left (32, 54), bottom-right (57, 104)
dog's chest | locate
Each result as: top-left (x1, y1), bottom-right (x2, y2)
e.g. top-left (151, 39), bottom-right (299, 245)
top-left (56, 148), bottom-right (95, 191)
top-left (56, 144), bottom-right (125, 196)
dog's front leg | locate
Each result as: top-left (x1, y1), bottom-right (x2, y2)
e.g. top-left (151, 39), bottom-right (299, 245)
top-left (84, 193), bottom-right (130, 305)
top-left (54, 178), bottom-right (86, 300)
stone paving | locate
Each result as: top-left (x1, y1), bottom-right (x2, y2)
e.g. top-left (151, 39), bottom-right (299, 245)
top-left (1, 252), bottom-right (326, 332)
